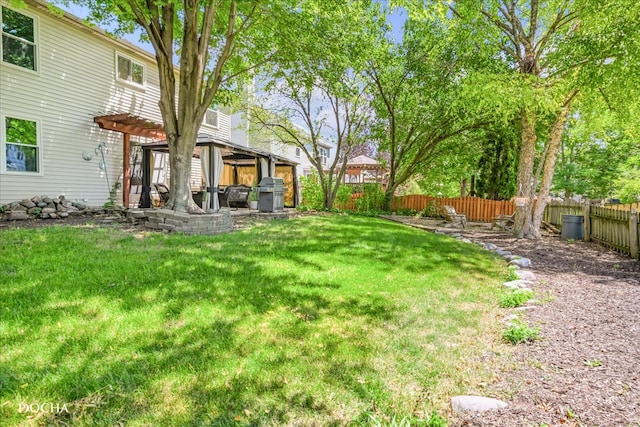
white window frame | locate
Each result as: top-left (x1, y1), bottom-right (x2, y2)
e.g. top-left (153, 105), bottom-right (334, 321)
top-left (115, 52), bottom-right (145, 88)
top-left (319, 147), bottom-right (329, 166)
top-left (295, 147), bottom-right (301, 158)
top-left (0, 5), bottom-right (39, 73)
top-left (202, 109), bottom-right (219, 129)
top-left (1, 114), bottom-right (43, 175)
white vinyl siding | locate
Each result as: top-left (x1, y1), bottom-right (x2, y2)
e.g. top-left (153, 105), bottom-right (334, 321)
top-left (0, 2), bottom-right (163, 205)
top-left (0, 1), bottom-right (234, 206)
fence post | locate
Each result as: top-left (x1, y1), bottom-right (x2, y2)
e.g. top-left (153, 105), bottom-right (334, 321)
top-left (630, 209), bottom-right (639, 260)
top-left (583, 204), bottom-right (591, 242)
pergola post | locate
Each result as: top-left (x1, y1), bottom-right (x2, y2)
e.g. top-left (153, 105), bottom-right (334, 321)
top-left (209, 145), bottom-right (215, 210)
top-left (140, 148), bottom-right (152, 208)
top-left (123, 133), bottom-right (131, 207)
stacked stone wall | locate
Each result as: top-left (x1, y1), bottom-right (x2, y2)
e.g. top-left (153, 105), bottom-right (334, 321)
top-left (127, 208), bottom-right (233, 235)
top-left (1, 195), bottom-right (103, 221)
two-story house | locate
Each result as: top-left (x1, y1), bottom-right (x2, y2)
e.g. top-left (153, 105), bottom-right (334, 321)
top-left (0, 0), bottom-right (297, 208)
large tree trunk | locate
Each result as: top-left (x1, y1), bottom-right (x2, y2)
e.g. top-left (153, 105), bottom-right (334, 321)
top-left (166, 129), bottom-right (201, 213)
top-left (513, 108), bottom-right (539, 239)
top-left (532, 95), bottom-right (576, 231)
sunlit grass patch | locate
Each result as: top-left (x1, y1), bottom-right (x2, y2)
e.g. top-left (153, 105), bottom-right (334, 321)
top-left (0, 215), bottom-right (507, 425)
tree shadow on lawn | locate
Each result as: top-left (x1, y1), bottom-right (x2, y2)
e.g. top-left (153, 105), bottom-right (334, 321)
top-left (0, 216), bottom-right (500, 425)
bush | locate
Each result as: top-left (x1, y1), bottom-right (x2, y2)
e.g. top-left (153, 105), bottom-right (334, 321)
top-left (420, 200), bottom-right (439, 218)
top-left (299, 174), bottom-right (353, 211)
top-left (499, 289), bottom-right (534, 308)
top-left (503, 322), bottom-right (540, 344)
top-left (354, 183), bottom-right (386, 213)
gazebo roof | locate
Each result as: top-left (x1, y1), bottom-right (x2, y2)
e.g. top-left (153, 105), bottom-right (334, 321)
top-left (347, 155), bottom-right (383, 170)
top-left (140, 133), bottom-right (298, 166)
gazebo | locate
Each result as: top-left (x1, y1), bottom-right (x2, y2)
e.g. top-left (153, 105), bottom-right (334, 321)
top-left (344, 155), bottom-right (386, 187)
top-left (138, 133), bottom-right (298, 209)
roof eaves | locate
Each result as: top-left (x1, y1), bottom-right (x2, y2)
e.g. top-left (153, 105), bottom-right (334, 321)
top-left (25, 0), bottom-right (161, 67)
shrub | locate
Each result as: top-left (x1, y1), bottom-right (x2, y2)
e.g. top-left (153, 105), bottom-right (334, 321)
top-left (420, 200), bottom-right (439, 218)
top-left (299, 174), bottom-right (352, 211)
top-left (505, 265), bottom-right (519, 281)
top-left (395, 208), bottom-right (419, 216)
top-left (503, 322), bottom-right (541, 344)
top-left (499, 289), bottom-right (534, 308)
top-left (354, 183), bottom-right (386, 213)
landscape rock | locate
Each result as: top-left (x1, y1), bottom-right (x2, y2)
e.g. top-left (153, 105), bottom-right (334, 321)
top-left (21, 199), bottom-right (36, 209)
top-left (514, 305), bottom-right (537, 311)
top-left (451, 395), bottom-right (508, 414)
top-left (485, 243), bottom-right (498, 251)
top-left (503, 280), bottom-right (534, 289)
top-left (8, 211), bottom-right (29, 221)
top-left (510, 257), bottom-right (532, 268)
top-left (515, 270), bottom-right (537, 281)
top-left (495, 249), bottom-right (512, 256)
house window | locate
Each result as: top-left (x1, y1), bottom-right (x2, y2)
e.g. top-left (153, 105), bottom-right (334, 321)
top-left (116, 53), bottom-right (144, 85)
top-left (203, 109), bottom-right (218, 128)
top-left (295, 147), bottom-right (301, 157)
top-left (319, 147), bottom-right (329, 165)
top-left (4, 116), bottom-right (39, 173)
top-left (1, 6), bottom-right (37, 71)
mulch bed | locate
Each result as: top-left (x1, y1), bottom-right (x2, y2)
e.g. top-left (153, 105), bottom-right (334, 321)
top-left (387, 216), bottom-right (640, 427)
top-left (3, 214), bottom-right (640, 426)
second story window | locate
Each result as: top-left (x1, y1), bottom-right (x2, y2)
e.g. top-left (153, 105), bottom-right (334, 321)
top-left (202, 109), bottom-right (218, 128)
top-left (1, 6), bottom-right (37, 71)
top-left (116, 53), bottom-right (144, 86)
top-left (319, 147), bottom-right (329, 165)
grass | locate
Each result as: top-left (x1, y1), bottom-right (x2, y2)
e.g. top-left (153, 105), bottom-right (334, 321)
top-left (499, 289), bottom-right (534, 308)
top-left (0, 215), bottom-right (507, 426)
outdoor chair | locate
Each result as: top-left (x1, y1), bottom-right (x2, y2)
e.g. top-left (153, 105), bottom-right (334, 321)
top-left (154, 183), bottom-right (170, 206)
top-left (438, 204), bottom-right (467, 228)
top-left (218, 184), bottom-right (251, 209)
top-left (491, 213), bottom-right (515, 230)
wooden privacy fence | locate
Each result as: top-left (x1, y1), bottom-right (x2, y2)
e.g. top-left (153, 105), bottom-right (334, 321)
top-left (390, 196), bottom-right (515, 222)
top-left (587, 206), bottom-right (639, 259)
top-left (339, 193), bottom-right (640, 259)
top-left (604, 202), bottom-right (640, 211)
top-left (339, 194), bottom-right (514, 222)
top-left (543, 200), bottom-right (584, 225)
top-left (544, 201), bottom-right (639, 259)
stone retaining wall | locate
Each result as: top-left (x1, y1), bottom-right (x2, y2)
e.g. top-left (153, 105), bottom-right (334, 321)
top-left (127, 208), bottom-right (233, 235)
top-left (1, 195), bottom-right (103, 220)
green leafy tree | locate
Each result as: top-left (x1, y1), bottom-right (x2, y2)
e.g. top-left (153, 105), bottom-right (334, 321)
top-left (367, 18), bottom-right (485, 210)
top-left (53, 0), bottom-right (308, 212)
top-left (250, 1), bottom-right (384, 209)
top-left (408, 0), bottom-right (640, 238)
top-left (475, 121), bottom-right (519, 200)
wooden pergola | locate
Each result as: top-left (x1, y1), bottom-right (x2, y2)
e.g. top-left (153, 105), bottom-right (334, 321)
top-left (93, 112), bottom-right (166, 207)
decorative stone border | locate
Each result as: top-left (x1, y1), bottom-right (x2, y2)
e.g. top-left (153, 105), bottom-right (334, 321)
top-left (126, 208), bottom-right (233, 235)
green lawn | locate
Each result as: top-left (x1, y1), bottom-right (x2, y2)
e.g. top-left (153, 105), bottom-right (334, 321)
top-left (0, 215), bottom-right (508, 426)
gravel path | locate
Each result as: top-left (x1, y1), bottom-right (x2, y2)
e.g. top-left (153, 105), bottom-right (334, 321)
top-left (386, 216), bottom-right (640, 427)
